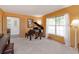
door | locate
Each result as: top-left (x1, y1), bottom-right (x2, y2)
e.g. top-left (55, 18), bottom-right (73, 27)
top-left (7, 17), bottom-right (20, 35)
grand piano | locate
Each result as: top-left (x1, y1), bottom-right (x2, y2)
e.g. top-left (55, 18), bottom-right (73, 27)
top-left (25, 22), bottom-right (44, 40)
top-left (33, 22), bottom-right (44, 39)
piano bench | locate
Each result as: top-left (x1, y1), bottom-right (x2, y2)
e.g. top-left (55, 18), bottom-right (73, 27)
top-left (3, 43), bottom-right (14, 54)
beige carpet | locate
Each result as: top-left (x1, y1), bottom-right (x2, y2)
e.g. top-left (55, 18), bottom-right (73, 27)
top-left (11, 37), bottom-right (78, 54)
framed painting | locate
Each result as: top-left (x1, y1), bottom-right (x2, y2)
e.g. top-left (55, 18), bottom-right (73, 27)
top-left (27, 18), bottom-right (33, 28)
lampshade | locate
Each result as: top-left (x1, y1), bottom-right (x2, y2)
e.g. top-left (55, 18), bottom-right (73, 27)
top-left (71, 19), bottom-right (79, 27)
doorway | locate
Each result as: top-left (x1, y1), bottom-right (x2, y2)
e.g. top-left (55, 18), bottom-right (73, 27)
top-left (7, 17), bottom-right (20, 37)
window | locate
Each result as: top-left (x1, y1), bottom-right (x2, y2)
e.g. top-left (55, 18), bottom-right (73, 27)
top-left (46, 15), bottom-right (67, 37)
top-left (56, 16), bottom-right (65, 36)
top-left (46, 17), bottom-right (55, 34)
top-left (46, 14), bottom-right (70, 46)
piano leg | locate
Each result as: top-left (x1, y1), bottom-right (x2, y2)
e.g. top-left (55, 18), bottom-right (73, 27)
top-left (25, 33), bottom-right (28, 39)
top-left (39, 33), bottom-right (42, 40)
top-left (29, 35), bottom-right (32, 40)
top-left (40, 36), bottom-right (41, 40)
top-left (35, 32), bottom-right (38, 39)
top-left (35, 32), bottom-right (42, 40)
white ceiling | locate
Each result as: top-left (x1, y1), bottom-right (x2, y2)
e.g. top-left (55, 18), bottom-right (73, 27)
top-left (0, 5), bottom-right (70, 17)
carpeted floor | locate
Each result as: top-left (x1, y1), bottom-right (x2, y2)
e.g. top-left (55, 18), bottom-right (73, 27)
top-left (11, 37), bottom-right (78, 54)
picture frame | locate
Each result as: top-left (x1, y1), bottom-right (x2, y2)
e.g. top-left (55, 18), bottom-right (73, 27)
top-left (27, 18), bottom-right (33, 28)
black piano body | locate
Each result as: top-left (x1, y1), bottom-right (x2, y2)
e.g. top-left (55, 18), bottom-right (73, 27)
top-left (25, 22), bottom-right (44, 40)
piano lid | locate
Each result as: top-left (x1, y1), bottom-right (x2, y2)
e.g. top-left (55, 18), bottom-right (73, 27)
top-left (33, 22), bottom-right (43, 29)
